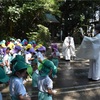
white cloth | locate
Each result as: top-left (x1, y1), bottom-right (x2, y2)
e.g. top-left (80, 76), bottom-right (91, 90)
top-left (51, 51), bottom-right (60, 58)
top-left (62, 36), bottom-right (76, 60)
top-left (77, 34), bottom-right (100, 80)
top-left (0, 92), bottom-right (2, 100)
top-left (3, 54), bottom-right (10, 66)
top-left (88, 58), bottom-right (100, 80)
top-left (38, 75), bottom-right (53, 93)
top-left (2, 54), bottom-right (11, 73)
top-left (76, 36), bottom-right (100, 59)
top-left (89, 34), bottom-right (100, 80)
top-left (36, 52), bottom-right (44, 61)
top-left (12, 52), bottom-right (21, 59)
top-left (9, 77), bottom-right (27, 97)
top-left (25, 53), bottom-right (32, 64)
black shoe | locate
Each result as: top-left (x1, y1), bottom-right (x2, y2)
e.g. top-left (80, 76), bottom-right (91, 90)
top-left (65, 60), bottom-right (70, 61)
top-left (88, 78), bottom-right (99, 81)
top-left (88, 78), bottom-right (92, 80)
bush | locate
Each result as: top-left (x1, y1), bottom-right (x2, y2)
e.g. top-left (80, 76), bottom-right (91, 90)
top-left (27, 24), bottom-right (51, 47)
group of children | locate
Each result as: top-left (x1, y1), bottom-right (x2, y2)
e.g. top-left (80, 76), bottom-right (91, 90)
top-left (0, 38), bottom-right (60, 100)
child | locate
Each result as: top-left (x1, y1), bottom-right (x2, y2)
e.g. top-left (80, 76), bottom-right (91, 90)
top-left (49, 43), bottom-right (60, 78)
top-left (11, 45), bottom-right (22, 59)
top-left (10, 55), bottom-right (25, 71)
top-left (25, 47), bottom-right (35, 65)
top-left (9, 61), bottom-right (31, 100)
top-left (11, 54), bottom-right (33, 83)
top-left (50, 43), bottom-right (60, 67)
top-left (38, 59), bottom-right (57, 100)
top-left (25, 48), bottom-right (36, 81)
top-left (35, 44), bottom-right (46, 68)
top-left (32, 59), bottom-right (39, 90)
top-left (2, 47), bottom-right (12, 74)
top-left (37, 45), bottom-right (46, 59)
top-left (0, 67), bottom-right (9, 100)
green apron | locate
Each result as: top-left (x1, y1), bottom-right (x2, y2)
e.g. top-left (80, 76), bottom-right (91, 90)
top-left (32, 71), bottom-right (39, 87)
top-left (38, 91), bottom-right (52, 100)
top-left (51, 58), bottom-right (59, 67)
top-left (27, 64), bottom-right (33, 78)
top-left (11, 96), bottom-right (18, 100)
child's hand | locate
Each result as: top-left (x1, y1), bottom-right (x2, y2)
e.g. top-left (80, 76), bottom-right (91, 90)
top-left (48, 89), bottom-right (57, 95)
top-left (23, 94), bottom-right (31, 100)
top-left (52, 90), bottom-right (57, 95)
top-left (38, 58), bottom-right (42, 63)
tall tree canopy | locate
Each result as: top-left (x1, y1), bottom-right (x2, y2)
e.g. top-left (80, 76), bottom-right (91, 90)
top-left (0, 0), bottom-right (100, 41)
top-left (0, 0), bottom-right (61, 39)
top-left (60, 0), bottom-right (100, 37)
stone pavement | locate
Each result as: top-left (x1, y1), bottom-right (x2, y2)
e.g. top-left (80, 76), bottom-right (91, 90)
top-left (2, 43), bottom-right (100, 100)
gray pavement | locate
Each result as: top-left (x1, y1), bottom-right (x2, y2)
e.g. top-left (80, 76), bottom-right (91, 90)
top-left (2, 43), bottom-right (100, 100)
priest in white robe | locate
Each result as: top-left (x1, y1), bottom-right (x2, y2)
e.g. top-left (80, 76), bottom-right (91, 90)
top-left (76, 24), bottom-right (100, 81)
top-left (62, 33), bottom-right (76, 61)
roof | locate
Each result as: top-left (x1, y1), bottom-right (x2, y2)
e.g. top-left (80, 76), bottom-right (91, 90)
top-left (45, 14), bottom-right (59, 23)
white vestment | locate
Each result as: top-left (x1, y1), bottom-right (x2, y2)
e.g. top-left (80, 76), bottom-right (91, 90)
top-left (62, 36), bottom-right (76, 60)
top-left (76, 36), bottom-right (100, 59)
top-left (76, 34), bottom-right (100, 80)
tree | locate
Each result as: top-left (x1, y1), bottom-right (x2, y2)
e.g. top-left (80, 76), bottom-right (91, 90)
top-left (0, 0), bottom-right (61, 39)
top-left (60, 0), bottom-right (100, 37)
top-left (27, 24), bottom-right (51, 47)
top-left (1, 0), bottom-right (100, 42)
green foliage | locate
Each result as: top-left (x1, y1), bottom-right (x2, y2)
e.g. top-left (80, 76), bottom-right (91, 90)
top-left (36, 24), bottom-right (51, 45)
top-left (1, 0), bottom-right (100, 42)
top-left (2, 0), bottom-right (61, 38)
top-left (60, 0), bottom-right (100, 36)
top-left (26, 32), bottom-right (38, 41)
top-left (7, 0), bottom-right (61, 23)
top-left (27, 24), bottom-right (51, 47)
top-left (7, 5), bottom-right (23, 22)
